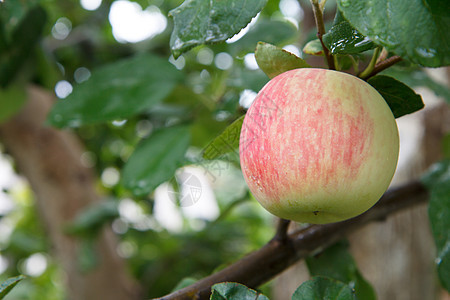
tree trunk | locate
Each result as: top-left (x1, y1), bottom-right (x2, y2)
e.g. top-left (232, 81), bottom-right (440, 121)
top-left (0, 85), bottom-right (141, 300)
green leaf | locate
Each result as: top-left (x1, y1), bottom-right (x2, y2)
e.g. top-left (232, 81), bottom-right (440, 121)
top-left (202, 115), bottom-right (244, 160)
top-left (0, 275), bottom-right (26, 299)
top-left (169, 0), bottom-right (267, 58)
top-left (303, 39), bottom-right (324, 56)
top-left (292, 276), bottom-right (356, 300)
top-left (0, 85), bottom-right (26, 123)
top-left (47, 54), bottom-right (183, 128)
top-left (337, 0), bottom-right (450, 67)
top-left (381, 67), bottom-right (450, 104)
top-left (171, 277), bottom-right (197, 292)
top-left (211, 282), bottom-right (269, 300)
top-left (255, 42), bottom-right (311, 79)
top-left (122, 125), bottom-right (190, 196)
top-left (306, 241), bottom-right (376, 300)
top-left (0, 5), bottom-right (47, 87)
top-left (368, 75), bottom-right (424, 118)
top-left (422, 159), bottom-right (450, 292)
top-left (65, 200), bottom-right (119, 236)
top-left (323, 9), bottom-right (375, 55)
top-left (228, 20), bottom-right (298, 55)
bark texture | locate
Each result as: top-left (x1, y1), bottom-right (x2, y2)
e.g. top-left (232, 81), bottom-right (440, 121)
top-left (0, 85), bottom-right (141, 300)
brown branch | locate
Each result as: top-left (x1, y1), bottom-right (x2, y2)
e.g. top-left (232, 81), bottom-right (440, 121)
top-left (273, 218), bottom-right (291, 243)
top-left (157, 180), bottom-right (428, 300)
top-left (364, 55), bottom-right (403, 79)
top-left (310, 0), bottom-right (335, 70)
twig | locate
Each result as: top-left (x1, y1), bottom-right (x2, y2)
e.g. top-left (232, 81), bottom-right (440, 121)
top-left (364, 55), bottom-right (403, 80)
top-left (310, 0), bottom-right (335, 70)
top-left (273, 218), bottom-right (291, 243)
top-left (157, 180), bottom-right (428, 300)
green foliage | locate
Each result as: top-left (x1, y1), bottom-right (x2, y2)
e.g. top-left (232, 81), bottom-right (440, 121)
top-left (122, 125), bottom-right (191, 196)
top-left (337, 0), bottom-right (450, 67)
top-left (323, 10), bottom-right (375, 55)
top-left (65, 200), bottom-right (119, 236)
top-left (292, 276), bottom-right (356, 300)
top-left (0, 5), bottom-right (47, 87)
top-left (368, 75), bottom-right (424, 118)
top-left (47, 54), bottom-right (183, 128)
top-left (422, 160), bottom-right (450, 292)
top-left (0, 85), bottom-right (26, 123)
top-left (169, 0), bottom-right (267, 58)
top-left (211, 282), bottom-right (269, 300)
top-left (255, 42), bottom-right (311, 79)
top-left (203, 116), bottom-right (244, 160)
top-left (0, 275), bottom-right (26, 299)
top-left (305, 241), bottom-right (376, 300)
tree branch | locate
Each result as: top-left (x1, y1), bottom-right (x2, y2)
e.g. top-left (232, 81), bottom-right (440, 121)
top-left (157, 180), bottom-right (428, 300)
top-left (310, 0), bottom-right (335, 70)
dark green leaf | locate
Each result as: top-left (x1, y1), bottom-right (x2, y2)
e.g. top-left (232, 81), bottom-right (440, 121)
top-left (323, 10), bottom-right (375, 54)
top-left (381, 68), bottom-right (450, 103)
top-left (169, 0), bottom-right (267, 58)
top-left (292, 276), bottom-right (356, 300)
top-left (368, 75), bottom-right (424, 118)
top-left (122, 125), bottom-right (190, 196)
top-left (255, 42), bottom-right (310, 79)
top-left (337, 0), bottom-right (450, 67)
top-left (422, 159), bottom-right (450, 292)
top-left (303, 39), bottom-right (324, 56)
top-left (0, 275), bottom-right (26, 299)
top-left (306, 241), bottom-right (376, 300)
top-left (47, 54), bottom-right (183, 128)
top-left (211, 282), bottom-right (269, 300)
top-left (0, 85), bottom-right (26, 123)
top-left (228, 20), bottom-right (297, 56)
top-left (202, 115), bottom-right (244, 160)
top-left (65, 201), bottom-right (119, 236)
top-left (0, 5), bottom-right (47, 87)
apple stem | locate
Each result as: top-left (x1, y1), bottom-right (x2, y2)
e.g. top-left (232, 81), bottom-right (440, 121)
top-left (359, 46), bottom-right (381, 79)
top-left (273, 218), bottom-right (291, 243)
top-left (310, 0), bottom-right (336, 70)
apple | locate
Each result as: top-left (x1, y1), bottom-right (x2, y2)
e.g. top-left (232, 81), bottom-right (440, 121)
top-left (239, 68), bottom-right (399, 224)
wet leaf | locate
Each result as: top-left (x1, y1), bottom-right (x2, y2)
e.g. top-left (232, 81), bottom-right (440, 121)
top-left (255, 42), bottom-right (311, 79)
top-left (337, 0), bottom-right (450, 67)
top-left (169, 0), bottom-right (267, 58)
top-left (323, 9), bottom-right (375, 54)
top-left (47, 54), bottom-right (182, 128)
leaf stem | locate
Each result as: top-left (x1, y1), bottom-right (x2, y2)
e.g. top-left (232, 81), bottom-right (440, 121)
top-left (359, 46), bottom-right (381, 79)
top-left (310, 0), bottom-right (335, 70)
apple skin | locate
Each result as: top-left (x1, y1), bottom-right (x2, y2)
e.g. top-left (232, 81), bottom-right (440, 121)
top-left (239, 68), bottom-right (399, 224)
